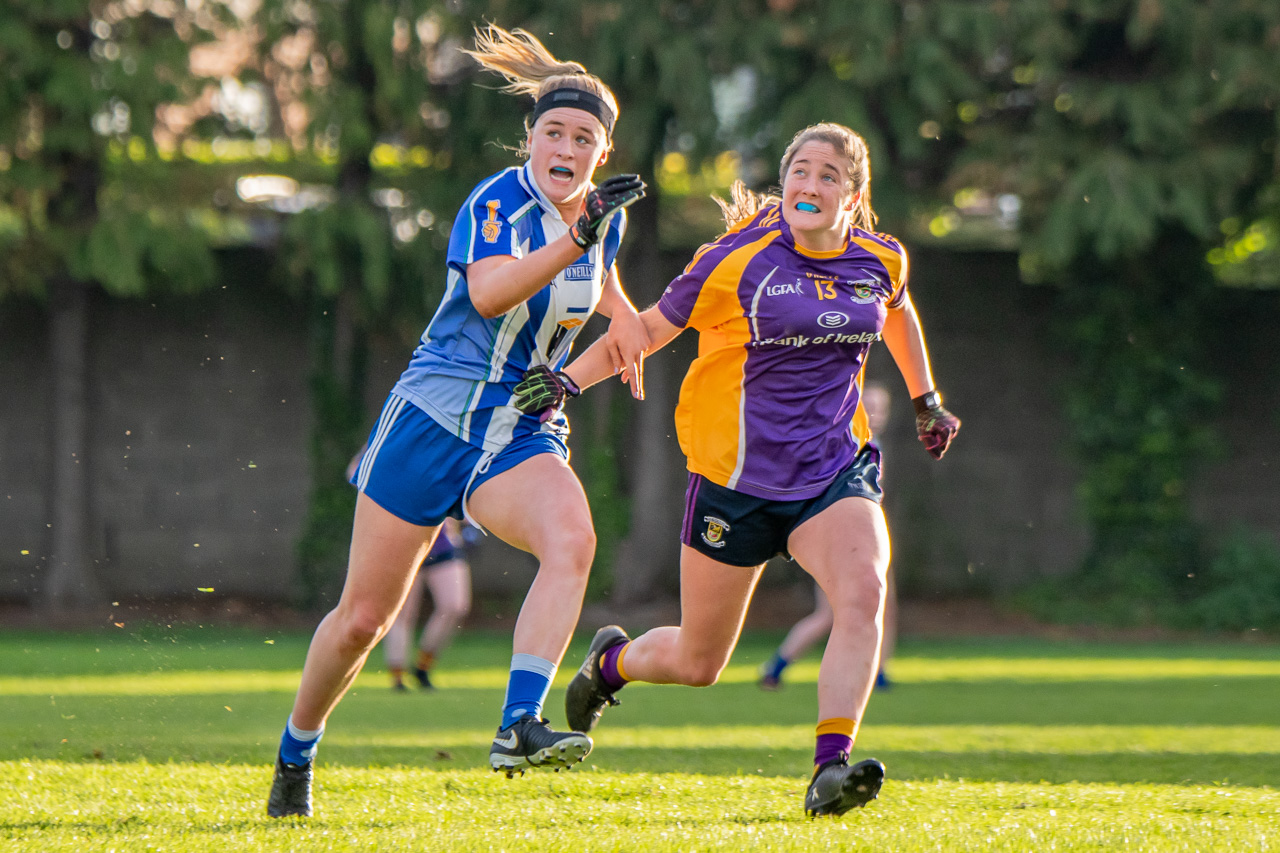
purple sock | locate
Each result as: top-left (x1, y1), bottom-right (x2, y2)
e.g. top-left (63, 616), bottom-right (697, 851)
top-left (814, 733), bottom-right (853, 768)
top-left (600, 642), bottom-right (629, 690)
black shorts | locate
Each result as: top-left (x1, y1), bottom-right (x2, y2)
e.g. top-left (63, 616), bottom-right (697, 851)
top-left (680, 443), bottom-right (884, 568)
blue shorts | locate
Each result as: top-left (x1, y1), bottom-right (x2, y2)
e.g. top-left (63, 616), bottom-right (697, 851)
top-left (351, 393), bottom-right (570, 527)
top-left (680, 443), bottom-right (883, 567)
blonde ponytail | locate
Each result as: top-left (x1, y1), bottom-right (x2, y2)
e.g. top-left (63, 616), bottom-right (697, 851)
top-left (463, 25), bottom-right (619, 141)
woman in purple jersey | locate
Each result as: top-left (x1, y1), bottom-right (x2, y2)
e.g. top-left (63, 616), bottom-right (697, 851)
top-left (553, 122), bottom-right (960, 817)
top-left (267, 25), bottom-right (648, 817)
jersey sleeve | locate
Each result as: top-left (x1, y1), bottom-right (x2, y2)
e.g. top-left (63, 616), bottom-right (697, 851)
top-left (447, 180), bottom-right (522, 271)
top-left (658, 208), bottom-right (775, 331)
top-left (657, 239), bottom-right (740, 331)
top-left (883, 235), bottom-right (910, 309)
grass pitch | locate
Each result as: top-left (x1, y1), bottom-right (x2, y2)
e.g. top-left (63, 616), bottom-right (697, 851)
top-left (1, 626), bottom-right (1277, 851)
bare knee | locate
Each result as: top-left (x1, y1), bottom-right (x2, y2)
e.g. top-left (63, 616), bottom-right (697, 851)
top-left (538, 520), bottom-right (597, 582)
top-left (675, 655), bottom-right (728, 687)
top-left (829, 563), bottom-right (887, 624)
top-left (334, 603), bottom-right (394, 652)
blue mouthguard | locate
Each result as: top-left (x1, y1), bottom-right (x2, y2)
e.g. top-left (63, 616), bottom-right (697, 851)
top-left (796, 202), bottom-right (820, 213)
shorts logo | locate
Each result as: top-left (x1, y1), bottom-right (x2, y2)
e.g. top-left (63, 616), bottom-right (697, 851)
top-left (848, 278), bottom-right (881, 304)
top-left (481, 200), bottom-right (502, 243)
top-left (701, 516), bottom-right (730, 548)
top-left (817, 311), bottom-right (849, 328)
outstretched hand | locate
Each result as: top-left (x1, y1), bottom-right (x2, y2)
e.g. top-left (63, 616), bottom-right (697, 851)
top-left (913, 392), bottom-right (961, 460)
top-left (570, 174), bottom-right (647, 249)
top-left (605, 308), bottom-right (649, 400)
top-left (513, 365), bottom-right (581, 423)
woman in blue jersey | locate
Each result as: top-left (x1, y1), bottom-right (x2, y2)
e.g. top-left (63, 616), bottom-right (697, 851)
top-left (268, 25), bottom-right (647, 817)
top-left (553, 122), bottom-right (960, 817)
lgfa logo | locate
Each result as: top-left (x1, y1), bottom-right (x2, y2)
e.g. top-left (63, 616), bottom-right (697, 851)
top-left (765, 282), bottom-right (804, 297)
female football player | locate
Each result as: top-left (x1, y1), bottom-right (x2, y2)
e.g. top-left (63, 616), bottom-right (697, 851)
top-left (553, 122), bottom-right (959, 817)
top-left (268, 24), bottom-right (648, 817)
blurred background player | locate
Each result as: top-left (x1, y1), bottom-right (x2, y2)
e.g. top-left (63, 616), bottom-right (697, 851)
top-left (381, 517), bottom-right (473, 691)
top-left (759, 380), bottom-right (897, 691)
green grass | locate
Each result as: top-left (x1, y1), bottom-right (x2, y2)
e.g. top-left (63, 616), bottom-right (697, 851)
top-left (1, 627), bottom-right (1277, 851)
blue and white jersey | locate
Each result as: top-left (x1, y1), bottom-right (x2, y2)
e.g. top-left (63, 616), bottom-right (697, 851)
top-left (392, 163), bottom-right (627, 453)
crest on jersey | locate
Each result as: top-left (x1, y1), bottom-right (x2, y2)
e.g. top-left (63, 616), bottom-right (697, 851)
top-left (701, 516), bottom-right (730, 548)
top-left (558, 318), bottom-right (585, 330)
top-left (481, 200), bottom-right (502, 243)
top-left (848, 278), bottom-right (881, 304)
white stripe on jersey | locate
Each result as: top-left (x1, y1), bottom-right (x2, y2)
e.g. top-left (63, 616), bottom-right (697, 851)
top-left (463, 172), bottom-right (508, 266)
top-left (487, 302), bottom-right (530, 381)
top-left (481, 403), bottom-right (522, 454)
top-left (728, 266), bottom-right (780, 490)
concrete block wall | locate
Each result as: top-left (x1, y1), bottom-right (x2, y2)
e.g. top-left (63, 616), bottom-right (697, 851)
top-left (2, 248), bottom-right (1277, 606)
top-left (1, 279), bottom-right (312, 602)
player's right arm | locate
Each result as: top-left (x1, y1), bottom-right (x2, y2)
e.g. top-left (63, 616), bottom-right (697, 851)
top-left (468, 241), bottom-right (587, 319)
top-left (564, 305), bottom-right (683, 400)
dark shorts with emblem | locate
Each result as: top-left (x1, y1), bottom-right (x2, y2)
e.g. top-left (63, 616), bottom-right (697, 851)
top-left (680, 443), bottom-right (883, 568)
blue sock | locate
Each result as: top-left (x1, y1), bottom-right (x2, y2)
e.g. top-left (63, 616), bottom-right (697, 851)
top-left (764, 652), bottom-right (790, 681)
top-left (279, 718), bottom-right (323, 766)
top-left (501, 654), bottom-right (556, 730)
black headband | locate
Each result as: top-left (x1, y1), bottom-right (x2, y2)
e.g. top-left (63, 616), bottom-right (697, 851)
top-left (529, 87), bottom-right (615, 137)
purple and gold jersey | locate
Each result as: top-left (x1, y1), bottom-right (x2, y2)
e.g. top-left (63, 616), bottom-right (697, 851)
top-left (657, 204), bottom-right (907, 501)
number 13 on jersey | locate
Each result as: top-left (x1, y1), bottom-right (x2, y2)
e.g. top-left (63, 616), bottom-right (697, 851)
top-left (814, 278), bottom-right (837, 300)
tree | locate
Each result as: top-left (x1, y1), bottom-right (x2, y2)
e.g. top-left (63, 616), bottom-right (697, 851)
top-left (0, 0), bottom-right (225, 610)
top-left (736, 1), bottom-right (1279, 614)
top-left (954, 0), bottom-right (1280, 616)
top-left (249, 0), bottom-right (526, 605)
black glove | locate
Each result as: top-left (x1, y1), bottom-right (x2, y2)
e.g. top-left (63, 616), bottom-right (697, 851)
top-left (569, 174), bottom-right (647, 249)
top-left (513, 365), bottom-right (582, 423)
top-left (913, 390), bottom-right (961, 460)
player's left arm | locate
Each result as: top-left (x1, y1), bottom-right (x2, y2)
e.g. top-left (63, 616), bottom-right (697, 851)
top-left (882, 292), bottom-right (961, 459)
top-left (594, 266), bottom-right (649, 393)
top-left (881, 292), bottom-right (935, 398)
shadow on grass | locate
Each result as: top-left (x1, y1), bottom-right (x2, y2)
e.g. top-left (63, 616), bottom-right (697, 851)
top-left (5, 671), bottom-right (1278, 789)
top-left (580, 747), bottom-right (1280, 787)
